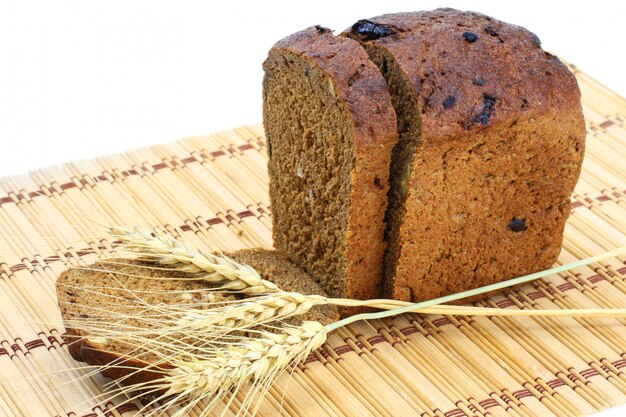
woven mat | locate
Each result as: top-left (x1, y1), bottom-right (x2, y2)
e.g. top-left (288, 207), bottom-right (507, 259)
top-left (0, 66), bottom-right (625, 417)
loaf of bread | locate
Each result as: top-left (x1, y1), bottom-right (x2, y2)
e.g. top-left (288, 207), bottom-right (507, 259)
top-left (57, 249), bottom-right (339, 386)
top-left (265, 9), bottom-right (585, 303)
top-left (263, 26), bottom-right (397, 308)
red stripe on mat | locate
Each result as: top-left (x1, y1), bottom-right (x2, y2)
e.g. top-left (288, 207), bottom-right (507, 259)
top-left (495, 299), bottom-right (515, 308)
top-left (478, 398), bottom-right (500, 409)
top-left (1, 207), bottom-right (268, 273)
top-left (598, 120), bottom-right (614, 129)
top-left (0, 141), bottom-right (265, 206)
top-left (580, 368), bottom-right (600, 378)
top-left (444, 409), bottom-right (466, 417)
top-left (512, 390), bottom-right (534, 400)
top-left (430, 317), bottom-right (452, 327)
top-left (557, 282), bottom-right (576, 291)
top-left (547, 378), bottom-right (567, 389)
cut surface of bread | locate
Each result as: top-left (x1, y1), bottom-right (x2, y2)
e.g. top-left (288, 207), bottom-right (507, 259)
top-left (345, 8), bottom-right (585, 301)
top-left (57, 248), bottom-right (339, 387)
top-left (263, 26), bottom-right (397, 308)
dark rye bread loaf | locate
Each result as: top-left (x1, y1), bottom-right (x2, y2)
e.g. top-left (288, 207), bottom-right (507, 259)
top-left (344, 9), bottom-right (585, 301)
top-left (263, 27), bottom-right (397, 306)
top-left (57, 249), bottom-right (339, 387)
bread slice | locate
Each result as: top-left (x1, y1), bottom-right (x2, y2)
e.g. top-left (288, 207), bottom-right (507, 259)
top-left (345, 9), bottom-right (585, 301)
top-left (57, 249), bottom-right (339, 387)
top-left (263, 26), bottom-right (397, 309)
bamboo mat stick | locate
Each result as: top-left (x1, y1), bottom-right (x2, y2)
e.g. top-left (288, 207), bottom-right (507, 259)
top-left (317, 347), bottom-right (390, 417)
top-left (292, 368), bottom-right (343, 417)
top-left (571, 195), bottom-right (626, 233)
top-left (116, 150), bottom-right (244, 248)
top-left (32, 167), bottom-right (110, 252)
top-left (123, 152), bottom-right (244, 252)
top-left (521, 293), bottom-right (626, 401)
top-left (495, 294), bottom-right (621, 404)
top-left (478, 300), bottom-right (610, 409)
top-left (346, 320), bottom-right (460, 417)
top-left (186, 137), bottom-right (270, 200)
top-left (213, 131), bottom-right (270, 184)
top-left (178, 141), bottom-right (270, 209)
top-left (387, 316), bottom-right (537, 417)
top-left (382, 319), bottom-right (525, 417)
top-left (376, 322), bottom-right (492, 417)
top-left (269, 369), bottom-right (330, 417)
top-left (63, 161), bottom-right (145, 231)
top-left (324, 332), bottom-right (442, 415)
top-left (532, 280), bottom-right (626, 356)
top-left (164, 140), bottom-right (271, 231)
top-left (333, 327), bottom-right (443, 416)
top-left (310, 349), bottom-right (382, 416)
top-left (149, 144), bottom-right (272, 247)
top-left (422, 313), bottom-right (582, 417)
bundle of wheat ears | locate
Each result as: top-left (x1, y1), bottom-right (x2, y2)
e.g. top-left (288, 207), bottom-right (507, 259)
top-left (60, 226), bottom-right (626, 417)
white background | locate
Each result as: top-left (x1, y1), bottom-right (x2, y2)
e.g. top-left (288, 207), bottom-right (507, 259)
top-left (0, 0), bottom-right (625, 178)
top-left (1, 1), bottom-right (625, 415)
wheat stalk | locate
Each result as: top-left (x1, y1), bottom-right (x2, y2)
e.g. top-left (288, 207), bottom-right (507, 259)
top-left (177, 292), bottom-right (328, 333)
top-left (110, 228), bottom-right (626, 316)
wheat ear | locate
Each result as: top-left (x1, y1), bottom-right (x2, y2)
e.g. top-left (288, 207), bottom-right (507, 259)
top-left (164, 321), bottom-right (327, 398)
top-left (96, 320), bottom-right (329, 417)
top-left (178, 292), bottom-right (328, 333)
top-left (110, 226), bottom-right (279, 294)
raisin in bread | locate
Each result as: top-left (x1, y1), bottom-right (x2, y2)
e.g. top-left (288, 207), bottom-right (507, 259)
top-left (344, 9), bottom-right (585, 301)
top-left (263, 26), bottom-right (397, 310)
top-left (57, 249), bottom-right (339, 387)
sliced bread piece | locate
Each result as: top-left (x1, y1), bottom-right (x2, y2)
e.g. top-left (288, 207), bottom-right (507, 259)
top-left (263, 26), bottom-right (397, 308)
top-left (57, 248), bottom-right (339, 387)
top-left (345, 9), bottom-right (585, 301)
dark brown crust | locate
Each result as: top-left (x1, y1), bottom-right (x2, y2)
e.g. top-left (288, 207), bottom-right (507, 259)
top-left (346, 9), bottom-right (583, 142)
top-left (346, 9), bottom-right (585, 301)
top-left (265, 27), bottom-right (397, 310)
top-left (57, 266), bottom-right (169, 388)
top-left (271, 27), bottom-right (397, 150)
top-left (79, 340), bottom-right (169, 387)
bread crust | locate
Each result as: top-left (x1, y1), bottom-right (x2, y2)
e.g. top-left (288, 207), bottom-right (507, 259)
top-left (347, 9), bottom-right (583, 143)
top-left (271, 27), bottom-right (397, 150)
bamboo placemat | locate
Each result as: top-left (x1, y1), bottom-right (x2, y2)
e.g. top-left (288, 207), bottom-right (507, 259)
top-left (0, 66), bottom-right (624, 417)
